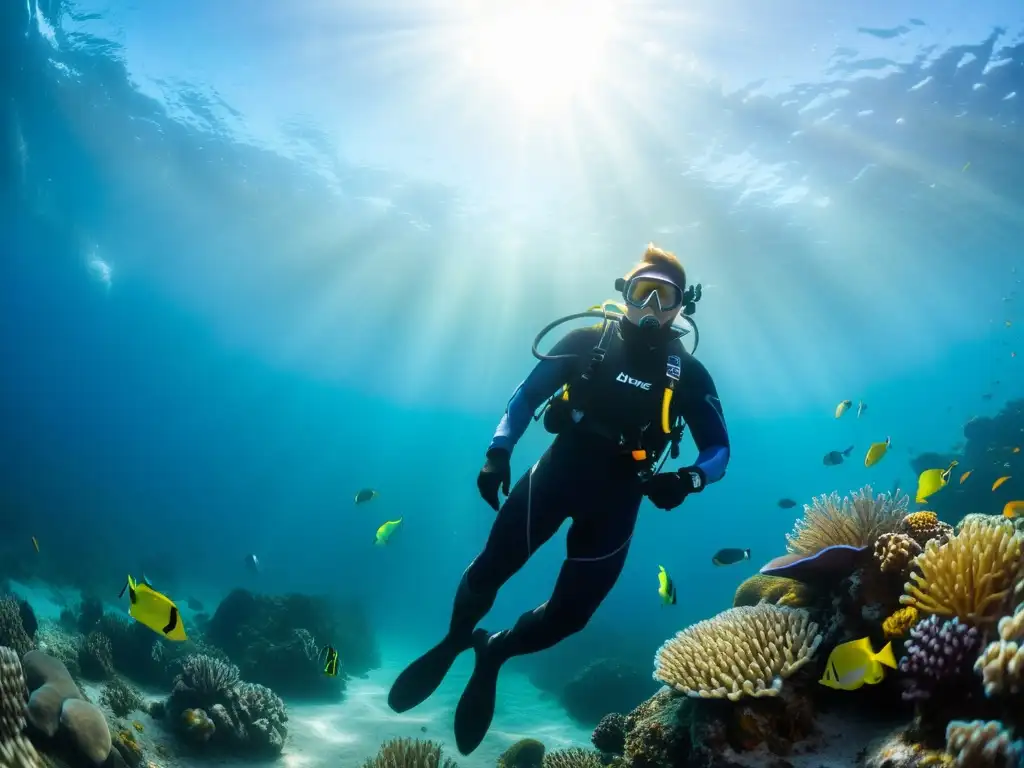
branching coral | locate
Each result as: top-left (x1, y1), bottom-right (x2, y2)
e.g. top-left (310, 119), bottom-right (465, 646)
top-left (0, 598), bottom-right (34, 657)
top-left (898, 615), bottom-right (982, 701)
top-left (0, 646), bottom-right (44, 768)
top-left (541, 748), bottom-right (604, 768)
top-left (882, 606), bottom-right (920, 639)
top-left (945, 720), bottom-right (1023, 767)
top-left (654, 604), bottom-right (821, 701)
top-left (900, 511), bottom-right (953, 547)
top-left (100, 678), bottom-right (144, 718)
top-left (900, 519), bottom-right (1024, 627)
top-left (975, 603), bottom-right (1024, 696)
top-left (360, 737), bottom-right (458, 767)
top-left (785, 486), bottom-right (908, 555)
top-left (875, 532), bottom-right (922, 574)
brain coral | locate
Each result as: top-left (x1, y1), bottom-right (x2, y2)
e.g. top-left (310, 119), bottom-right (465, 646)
top-left (975, 603), bottom-right (1024, 697)
top-left (900, 519), bottom-right (1024, 628)
top-left (899, 511), bottom-right (953, 546)
top-left (0, 647), bottom-right (44, 768)
top-left (785, 486), bottom-right (908, 555)
top-left (654, 604), bottom-right (821, 701)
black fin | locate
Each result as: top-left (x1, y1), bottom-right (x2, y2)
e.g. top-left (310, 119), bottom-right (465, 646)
top-left (389, 634), bottom-right (472, 713)
top-left (118, 580), bottom-right (128, 599)
top-left (454, 630), bottom-right (504, 755)
top-left (163, 606), bottom-right (178, 635)
top-left (129, 586), bottom-right (137, 605)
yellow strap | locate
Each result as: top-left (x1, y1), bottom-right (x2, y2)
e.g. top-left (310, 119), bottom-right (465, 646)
top-left (661, 387), bottom-right (673, 434)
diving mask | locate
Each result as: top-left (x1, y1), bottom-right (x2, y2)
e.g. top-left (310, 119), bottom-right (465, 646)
top-left (615, 274), bottom-right (684, 313)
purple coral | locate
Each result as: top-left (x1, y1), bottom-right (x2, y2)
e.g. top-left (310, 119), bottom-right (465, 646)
top-left (899, 615), bottom-right (982, 701)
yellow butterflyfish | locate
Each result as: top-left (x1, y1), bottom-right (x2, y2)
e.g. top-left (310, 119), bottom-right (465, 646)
top-left (864, 437), bottom-right (891, 467)
top-left (375, 518), bottom-right (403, 546)
top-left (657, 565), bottom-right (677, 606)
top-left (916, 460), bottom-right (958, 504)
top-left (118, 575), bottom-right (187, 642)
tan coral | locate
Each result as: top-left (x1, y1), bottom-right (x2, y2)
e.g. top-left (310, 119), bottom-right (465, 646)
top-left (732, 574), bottom-right (812, 608)
top-left (653, 604), bottom-right (821, 701)
top-left (882, 606), bottom-right (920, 639)
top-left (0, 646), bottom-right (44, 768)
top-left (900, 511), bottom-right (953, 547)
top-left (974, 603), bottom-right (1024, 696)
top-left (900, 519), bottom-right (1024, 627)
top-left (785, 486), bottom-right (908, 555)
top-left (945, 720), bottom-right (1023, 767)
top-left (874, 532), bottom-right (922, 575)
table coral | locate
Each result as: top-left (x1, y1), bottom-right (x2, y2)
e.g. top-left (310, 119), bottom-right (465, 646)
top-left (654, 604), bottom-right (821, 701)
top-left (900, 519), bottom-right (1024, 628)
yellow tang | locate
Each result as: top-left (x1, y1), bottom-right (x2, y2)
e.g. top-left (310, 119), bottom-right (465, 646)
top-left (118, 575), bottom-right (187, 642)
top-left (993, 476), bottom-right (1011, 492)
top-left (864, 437), bottom-right (891, 468)
top-left (916, 460), bottom-right (958, 504)
top-left (1003, 501), bottom-right (1024, 519)
top-left (835, 400), bottom-right (852, 419)
top-left (819, 637), bottom-right (897, 691)
top-left (657, 565), bottom-right (677, 606)
top-left (374, 518), bottom-right (403, 546)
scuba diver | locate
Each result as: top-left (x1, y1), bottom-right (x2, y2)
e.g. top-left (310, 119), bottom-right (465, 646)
top-left (387, 244), bottom-right (730, 755)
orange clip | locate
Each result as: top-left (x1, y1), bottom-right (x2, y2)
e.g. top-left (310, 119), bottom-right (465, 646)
top-left (631, 449), bottom-right (647, 461)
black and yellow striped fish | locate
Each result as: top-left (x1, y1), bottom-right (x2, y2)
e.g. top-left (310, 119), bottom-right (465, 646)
top-left (319, 645), bottom-right (340, 677)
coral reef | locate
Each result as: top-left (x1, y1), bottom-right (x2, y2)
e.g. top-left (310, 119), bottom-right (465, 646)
top-left (360, 737), bottom-right (458, 767)
top-left (78, 630), bottom-right (115, 680)
top-left (0, 597), bottom-right (35, 657)
top-left (899, 615), bottom-right (983, 702)
top-left (875, 532), bottom-right (923, 575)
top-left (99, 678), bottom-right (144, 718)
top-left (622, 690), bottom-right (691, 768)
top-left (900, 511), bottom-right (954, 547)
top-left (541, 747), bottom-right (604, 767)
top-left (180, 707), bottom-right (216, 744)
top-left (976, 604), bottom-right (1024, 697)
top-left (784, 485), bottom-right (908, 555)
top-left (559, 658), bottom-right (656, 726)
top-left (33, 621), bottom-right (82, 679)
top-left (206, 589), bottom-right (377, 697)
top-left (166, 653), bottom-right (288, 756)
top-left (731, 574), bottom-right (812, 608)
top-left (498, 737), bottom-right (545, 768)
top-left (945, 719), bottom-right (1023, 766)
top-left (654, 604), bottom-right (821, 700)
top-left (77, 596), bottom-right (104, 634)
top-left (900, 518), bottom-right (1024, 627)
top-left (21, 649), bottom-right (114, 766)
top-left (591, 713), bottom-right (627, 755)
top-left (0, 646), bottom-right (44, 768)
top-left (883, 606), bottom-right (921, 639)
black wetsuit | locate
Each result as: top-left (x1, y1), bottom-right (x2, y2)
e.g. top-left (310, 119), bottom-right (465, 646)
top-left (388, 318), bottom-right (730, 753)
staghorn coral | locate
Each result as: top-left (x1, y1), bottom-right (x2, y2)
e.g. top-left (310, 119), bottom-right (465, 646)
top-left (0, 598), bottom-right (34, 657)
top-left (498, 738), bottom-right (545, 768)
top-left (99, 678), bottom-right (144, 718)
top-left (975, 603), bottom-right (1024, 696)
top-left (900, 519), bottom-right (1024, 627)
top-left (875, 532), bottom-right (923, 575)
top-left (883, 606), bottom-right (920, 639)
top-left (899, 615), bottom-right (982, 701)
top-left (0, 646), bottom-right (44, 768)
top-left (785, 485), bottom-right (908, 555)
top-left (541, 747), bottom-right (604, 768)
top-left (360, 737), bottom-right (458, 767)
top-left (945, 720), bottom-right (1023, 767)
top-left (732, 574), bottom-right (812, 608)
top-left (78, 631), bottom-right (114, 680)
top-left (591, 713), bottom-right (627, 755)
top-left (900, 511), bottom-right (953, 547)
top-left (653, 604), bottom-right (821, 701)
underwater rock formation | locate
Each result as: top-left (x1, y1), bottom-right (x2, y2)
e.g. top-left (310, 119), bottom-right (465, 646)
top-left (559, 658), bottom-right (657, 726)
top-left (166, 653), bottom-right (288, 756)
top-left (654, 604), bottom-right (821, 700)
top-left (207, 589), bottom-right (379, 697)
top-left (591, 712), bottom-right (627, 755)
top-left (0, 646), bottom-right (44, 768)
top-left (497, 737), bottom-right (546, 768)
top-left (360, 737), bottom-right (458, 767)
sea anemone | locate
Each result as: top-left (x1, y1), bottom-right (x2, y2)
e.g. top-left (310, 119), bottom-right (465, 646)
top-left (900, 519), bottom-right (1024, 628)
top-left (898, 615), bottom-right (983, 701)
top-left (785, 486), bottom-right (908, 556)
top-left (654, 604), bottom-right (821, 701)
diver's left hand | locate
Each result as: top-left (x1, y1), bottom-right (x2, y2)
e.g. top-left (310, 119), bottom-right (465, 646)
top-left (644, 466), bottom-right (706, 510)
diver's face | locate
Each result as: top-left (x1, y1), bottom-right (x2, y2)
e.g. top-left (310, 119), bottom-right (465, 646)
top-left (625, 301), bottom-right (680, 329)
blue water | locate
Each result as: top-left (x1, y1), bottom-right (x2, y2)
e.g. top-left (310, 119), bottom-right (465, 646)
top-left (2, 0), bottom-right (1023, 764)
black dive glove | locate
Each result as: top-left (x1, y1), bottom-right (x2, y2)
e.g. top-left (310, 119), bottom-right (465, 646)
top-left (477, 448), bottom-right (511, 511)
top-left (644, 466), bottom-right (706, 511)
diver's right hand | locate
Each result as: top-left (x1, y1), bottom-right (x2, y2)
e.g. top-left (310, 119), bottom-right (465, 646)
top-left (477, 449), bottom-right (511, 511)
